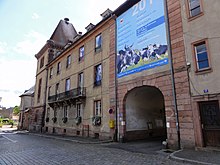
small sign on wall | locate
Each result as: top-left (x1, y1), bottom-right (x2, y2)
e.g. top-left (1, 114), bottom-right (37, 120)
top-left (121, 121), bottom-right (126, 126)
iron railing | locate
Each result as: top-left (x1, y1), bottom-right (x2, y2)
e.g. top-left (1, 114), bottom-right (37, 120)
top-left (48, 87), bottom-right (86, 102)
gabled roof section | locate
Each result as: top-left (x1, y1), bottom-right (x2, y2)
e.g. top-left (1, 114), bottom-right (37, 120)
top-left (50, 18), bottom-right (78, 47)
top-left (19, 86), bottom-right (35, 97)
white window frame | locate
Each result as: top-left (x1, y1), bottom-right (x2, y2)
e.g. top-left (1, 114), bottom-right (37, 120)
top-left (65, 78), bottom-right (71, 92)
top-left (94, 100), bottom-right (101, 116)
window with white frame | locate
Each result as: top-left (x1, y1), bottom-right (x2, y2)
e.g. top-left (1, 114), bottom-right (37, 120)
top-left (49, 67), bottom-right (53, 79)
top-left (95, 34), bottom-right (102, 52)
top-left (78, 72), bottom-right (84, 95)
top-left (57, 62), bottom-right (61, 74)
top-left (193, 40), bottom-right (210, 71)
top-left (79, 46), bottom-right (84, 61)
top-left (66, 55), bottom-right (71, 68)
top-left (78, 72), bottom-right (84, 88)
top-left (94, 100), bottom-right (101, 116)
top-left (55, 83), bottom-right (59, 95)
top-left (187, 0), bottom-right (202, 18)
top-left (65, 78), bottom-right (70, 92)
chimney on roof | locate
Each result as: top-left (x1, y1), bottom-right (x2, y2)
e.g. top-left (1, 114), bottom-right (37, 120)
top-left (85, 23), bottom-right (95, 32)
top-left (64, 18), bottom-right (69, 24)
top-left (100, 8), bottom-right (112, 19)
top-left (78, 32), bottom-right (82, 35)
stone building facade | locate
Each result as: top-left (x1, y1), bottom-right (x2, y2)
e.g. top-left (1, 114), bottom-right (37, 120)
top-left (180, 0), bottom-right (220, 147)
top-left (112, 0), bottom-right (220, 149)
top-left (18, 86), bottom-right (34, 130)
top-left (107, 0), bottom-right (192, 149)
top-left (44, 10), bottom-right (116, 139)
top-left (31, 0), bottom-right (220, 149)
top-left (31, 18), bottom-right (78, 132)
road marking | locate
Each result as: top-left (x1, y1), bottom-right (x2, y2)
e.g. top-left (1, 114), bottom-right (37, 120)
top-left (2, 135), bottom-right (17, 143)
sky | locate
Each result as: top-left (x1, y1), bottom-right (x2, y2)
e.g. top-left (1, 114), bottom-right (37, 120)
top-left (0, 0), bottom-right (126, 108)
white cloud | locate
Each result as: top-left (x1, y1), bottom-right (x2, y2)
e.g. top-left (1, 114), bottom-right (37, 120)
top-left (13, 30), bottom-right (47, 57)
top-left (0, 90), bottom-right (21, 108)
top-left (0, 42), bottom-right (7, 54)
top-left (0, 59), bottom-right (36, 108)
top-left (32, 13), bottom-right (40, 20)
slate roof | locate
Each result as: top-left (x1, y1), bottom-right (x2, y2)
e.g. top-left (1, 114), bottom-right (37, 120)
top-left (50, 18), bottom-right (78, 47)
top-left (19, 86), bottom-right (35, 97)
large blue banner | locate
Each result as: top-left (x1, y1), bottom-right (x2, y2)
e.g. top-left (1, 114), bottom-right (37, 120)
top-left (116, 0), bottom-right (168, 78)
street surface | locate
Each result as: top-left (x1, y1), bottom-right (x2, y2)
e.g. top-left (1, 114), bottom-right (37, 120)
top-left (0, 132), bottom-right (191, 165)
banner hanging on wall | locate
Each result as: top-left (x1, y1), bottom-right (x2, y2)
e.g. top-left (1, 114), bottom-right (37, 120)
top-left (116, 0), bottom-right (168, 78)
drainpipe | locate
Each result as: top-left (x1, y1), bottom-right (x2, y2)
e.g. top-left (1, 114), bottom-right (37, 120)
top-left (42, 62), bottom-right (49, 132)
top-left (164, 0), bottom-right (181, 149)
top-left (113, 14), bottom-right (119, 142)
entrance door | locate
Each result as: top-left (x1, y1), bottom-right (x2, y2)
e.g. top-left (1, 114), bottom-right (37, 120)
top-left (199, 101), bottom-right (220, 147)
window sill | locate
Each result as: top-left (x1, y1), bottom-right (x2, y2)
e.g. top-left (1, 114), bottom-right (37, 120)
top-left (95, 47), bottom-right (102, 53)
top-left (195, 67), bottom-right (212, 75)
top-left (94, 81), bottom-right (102, 87)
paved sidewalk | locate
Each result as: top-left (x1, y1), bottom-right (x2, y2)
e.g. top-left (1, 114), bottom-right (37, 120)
top-left (14, 130), bottom-right (220, 165)
top-left (169, 148), bottom-right (220, 165)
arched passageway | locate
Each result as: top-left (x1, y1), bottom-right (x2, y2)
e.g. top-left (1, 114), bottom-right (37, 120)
top-left (125, 86), bottom-right (167, 141)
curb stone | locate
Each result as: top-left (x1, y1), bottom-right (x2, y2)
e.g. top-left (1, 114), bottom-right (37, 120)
top-left (27, 132), bottom-right (113, 144)
top-left (169, 149), bottom-right (218, 165)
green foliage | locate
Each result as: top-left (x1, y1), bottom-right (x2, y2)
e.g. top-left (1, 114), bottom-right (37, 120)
top-left (0, 118), bottom-right (14, 126)
top-left (13, 106), bottom-right (20, 115)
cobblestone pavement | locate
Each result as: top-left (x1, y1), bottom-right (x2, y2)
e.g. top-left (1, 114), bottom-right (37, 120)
top-left (0, 133), bottom-right (192, 165)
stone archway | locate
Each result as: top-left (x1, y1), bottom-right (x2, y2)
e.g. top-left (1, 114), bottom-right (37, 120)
top-left (124, 85), bottom-right (167, 141)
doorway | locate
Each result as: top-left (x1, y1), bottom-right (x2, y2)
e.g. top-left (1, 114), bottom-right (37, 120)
top-left (199, 101), bottom-right (220, 147)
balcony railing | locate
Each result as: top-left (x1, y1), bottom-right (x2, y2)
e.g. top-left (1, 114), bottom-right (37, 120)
top-left (48, 87), bottom-right (86, 103)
